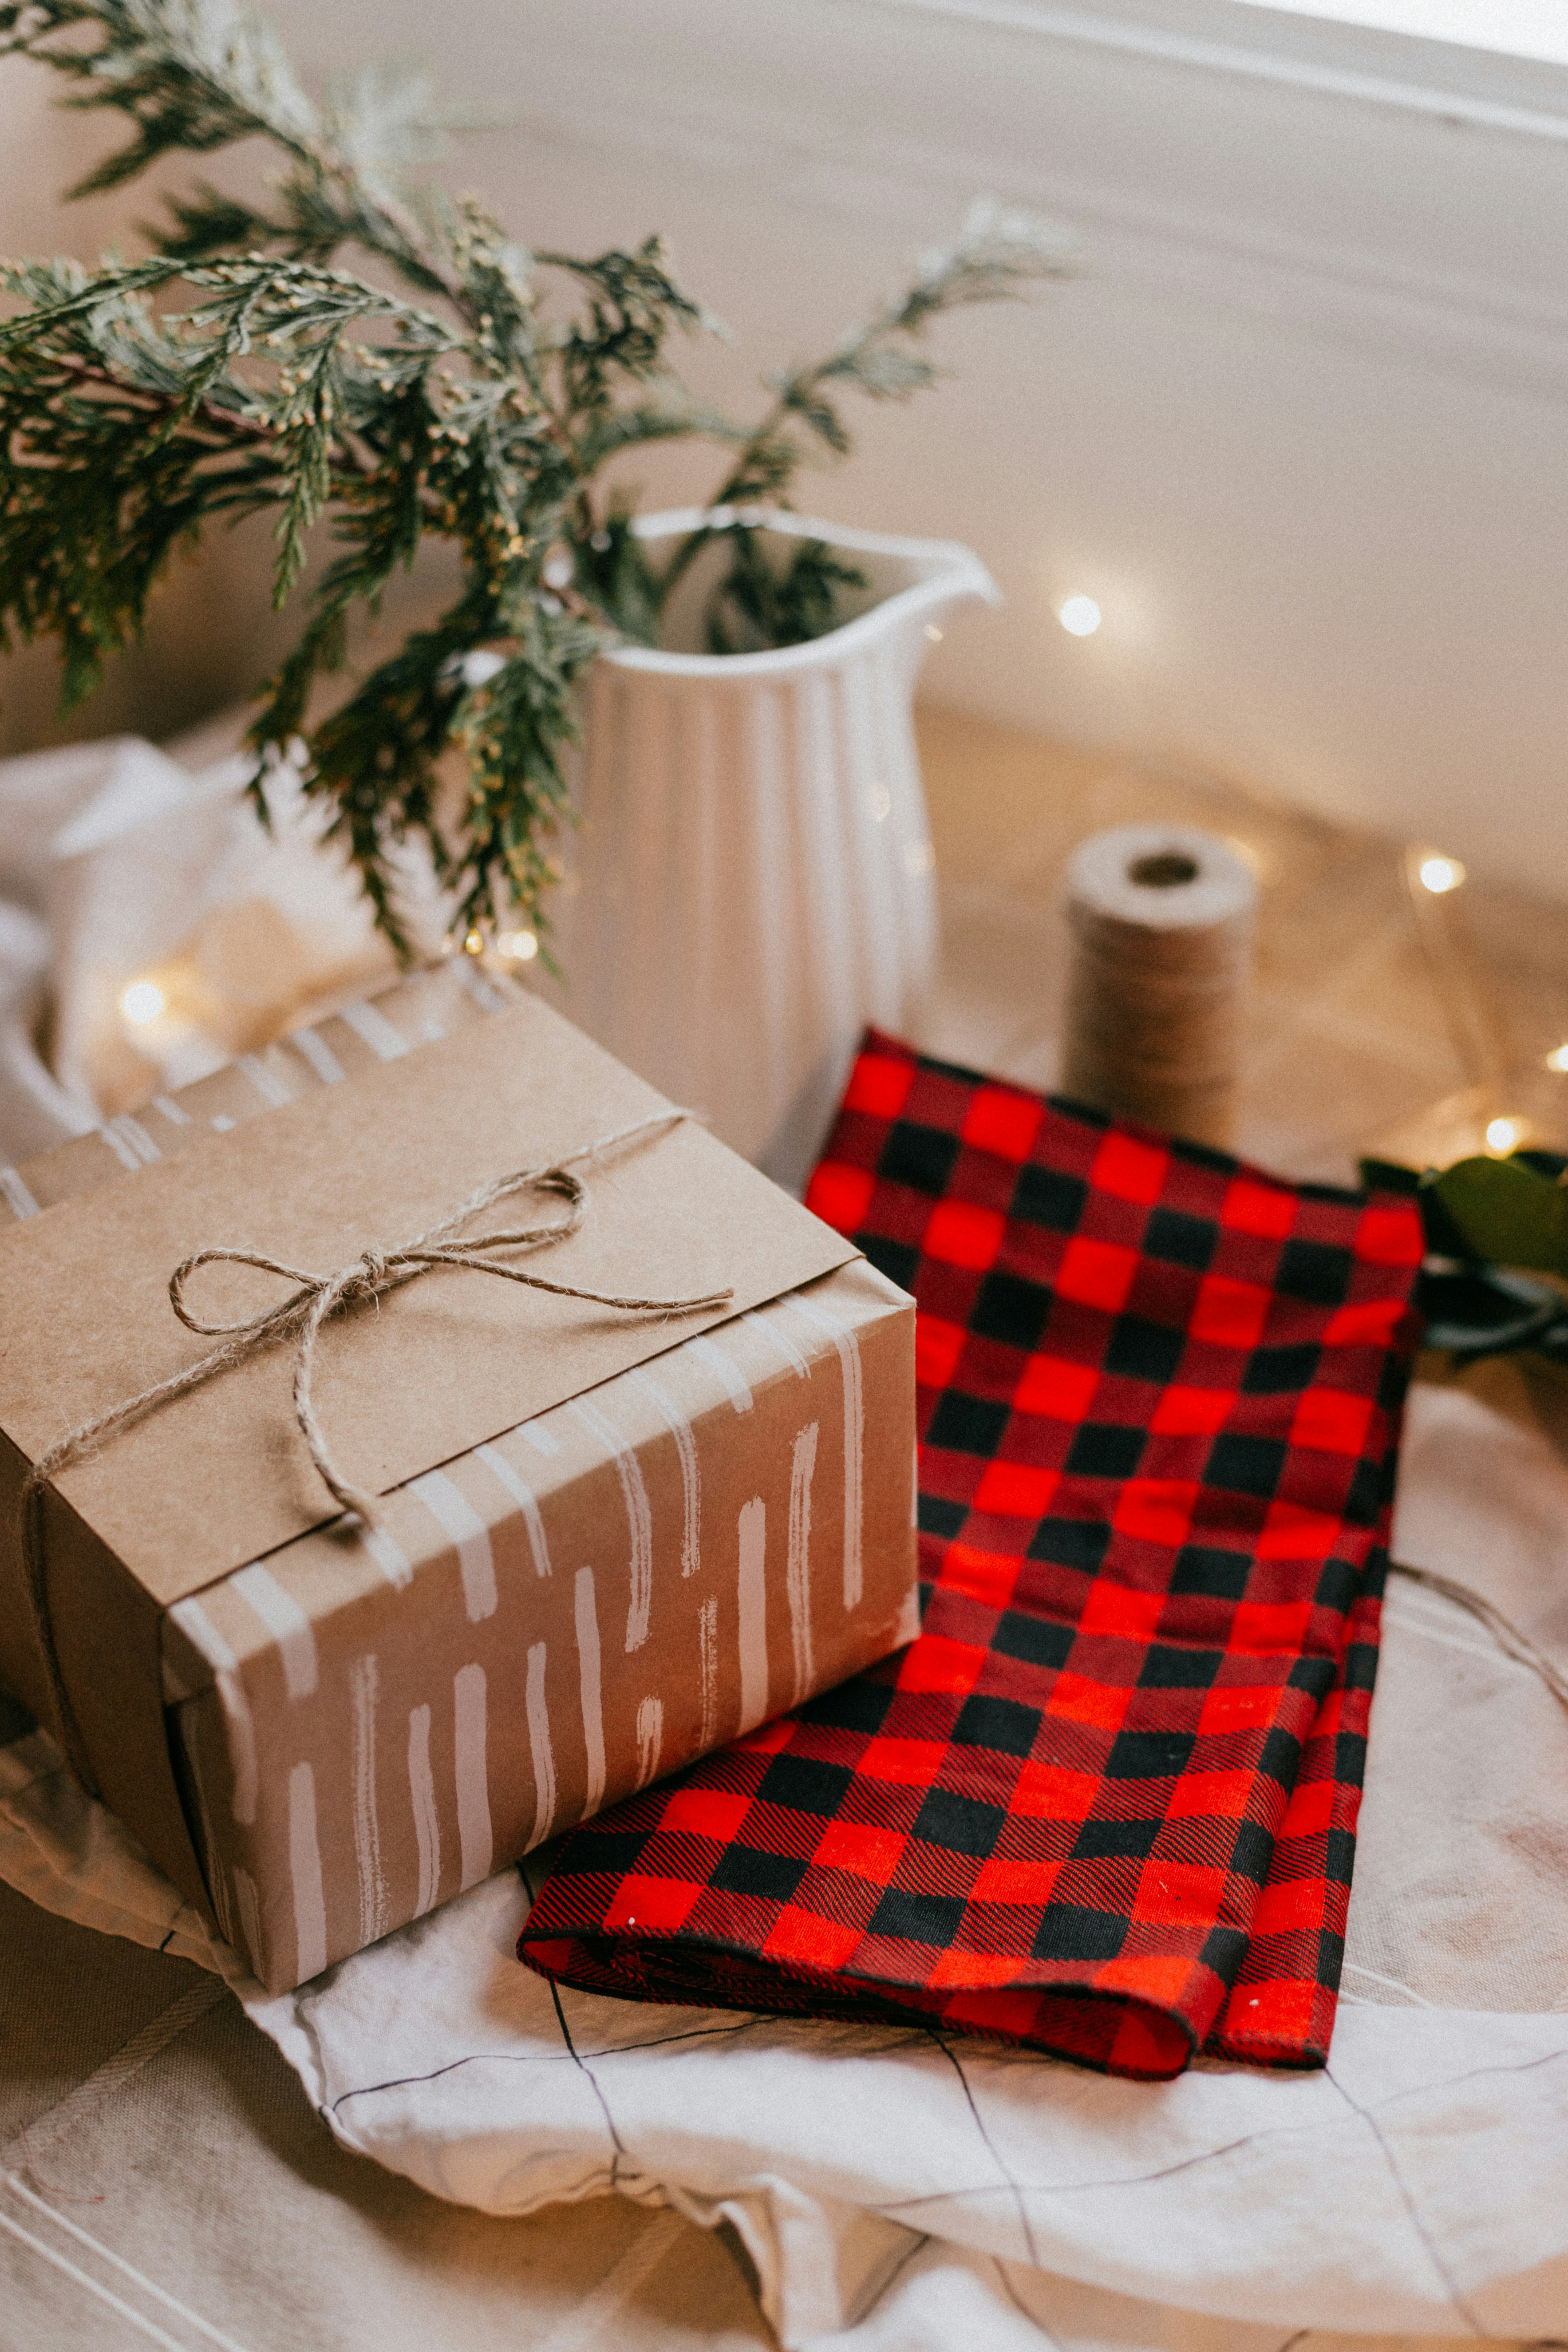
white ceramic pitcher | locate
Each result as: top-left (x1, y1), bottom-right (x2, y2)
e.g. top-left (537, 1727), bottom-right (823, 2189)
top-left (541, 508), bottom-right (999, 1191)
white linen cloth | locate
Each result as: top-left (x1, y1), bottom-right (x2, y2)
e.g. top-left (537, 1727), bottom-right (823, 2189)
top-left (2, 1365), bottom-right (1566, 2351)
top-left (0, 716), bottom-right (434, 1166)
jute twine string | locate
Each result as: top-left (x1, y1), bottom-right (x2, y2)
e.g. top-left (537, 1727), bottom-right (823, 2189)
top-left (1060, 825), bottom-right (1257, 1148)
top-left (22, 1106), bottom-right (731, 1793)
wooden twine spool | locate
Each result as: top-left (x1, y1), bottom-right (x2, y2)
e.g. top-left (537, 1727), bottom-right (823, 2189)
top-left (1061, 825), bottom-right (1256, 1148)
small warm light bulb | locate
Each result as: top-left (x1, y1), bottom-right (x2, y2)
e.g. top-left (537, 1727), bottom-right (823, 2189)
top-left (1418, 854), bottom-right (1465, 894)
top-left (1486, 1116), bottom-right (1521, 1154)
top-left (463, 929), bottom-right (485, 957)
top-left (1058, 595), bottom-right (1102, 637)
top-left (496, 929), bottom-right (538, 961)
top-left (120, 980), bottom-right (166, 1026)
top-left (1546, 1044), bottom-right (1568, 1073)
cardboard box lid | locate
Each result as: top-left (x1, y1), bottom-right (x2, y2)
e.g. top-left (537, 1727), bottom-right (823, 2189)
top-left (0, 996), bottom-right (857, 1605)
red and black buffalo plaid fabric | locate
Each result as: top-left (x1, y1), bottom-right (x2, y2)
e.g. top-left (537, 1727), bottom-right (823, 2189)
top-left (519, 1035), bottom-right (1424, 2079)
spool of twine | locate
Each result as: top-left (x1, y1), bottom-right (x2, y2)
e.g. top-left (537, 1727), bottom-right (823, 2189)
top-left (1060, 824), bottom-right (1257, 1148)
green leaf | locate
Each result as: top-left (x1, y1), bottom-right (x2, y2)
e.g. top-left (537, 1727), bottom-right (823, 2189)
top-left (1422, 1155), bottom-right (1568, 1275)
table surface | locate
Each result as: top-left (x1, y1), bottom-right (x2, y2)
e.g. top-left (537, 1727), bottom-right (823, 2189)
top-left (5, 706), bottom-right (1562, 2349)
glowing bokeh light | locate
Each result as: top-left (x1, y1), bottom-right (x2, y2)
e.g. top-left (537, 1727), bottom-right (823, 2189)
top-left (1485, 1116), bottom-right (1521, 1153)
top-left (1418, 854), bottom-right (1465, 894)
top-left (1058, 595), bottom-right (1102, 637)
top-left (119, 980), bottom-right (166, 1026)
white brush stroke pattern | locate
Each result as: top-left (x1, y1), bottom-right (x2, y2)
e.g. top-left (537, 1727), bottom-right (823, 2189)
top-left (287, 1025), bottom-right (346, 1085)
top-left (788, 1421), bottom-right (820, 1706)
top-left (231, 1564), bottom-right (319, 1699)
top-left (238, 1052), bottom-right (290, 1109)
top-left (525, 1643), bottom-right (557, 1848)
top-left (0, 1167), bottom-right (39, 1219)
top-left (788, 1296), bottom-right (865, 1609)
top-left (411, 1471), bottom-right (498, 1623)
top-left (743, 1307), bottom-right (810, 1378)
top-left (350, 1654), bottom-right (387, 1948)
top-left (635, 1696), bottom-right (664, 1790)
top-left (476, 1443), bottom-right (552, 1577)
top-left (407, 1704), bottom-right (441, 1917)
top-left (738, 1498), bottom-right (769, 1731)
top-left (360, 1523), bottom-right (413, 1590)
top-left (454, 1664), bottom-right (493, 1889)
top-left (570, 1397), bottom-right (654, 1652)
top-left (628, 1368), bottom-right (700, 1577)
top-left (337, 999), bottom-right (408, 1059)
top-left (690, 1335), bottom-right (754, 1414)
top-left (574, 1568), bottom-right (606, 1818)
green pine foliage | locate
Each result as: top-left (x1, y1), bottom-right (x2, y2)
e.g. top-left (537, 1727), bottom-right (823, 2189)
top-left (0, 0), bottom-right (1074, 955)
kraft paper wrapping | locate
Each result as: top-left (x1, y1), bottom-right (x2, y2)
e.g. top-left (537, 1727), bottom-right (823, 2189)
top-left (0, 974), bottom-right (918, 1991)
top-left (164, 1257), bottom-right (915, 1990)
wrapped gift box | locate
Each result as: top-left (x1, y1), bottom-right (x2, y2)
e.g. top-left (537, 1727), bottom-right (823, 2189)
top-left (0, 982), bottom-right (916, 1991)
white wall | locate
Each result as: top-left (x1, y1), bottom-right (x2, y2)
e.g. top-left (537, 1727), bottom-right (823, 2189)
top-left (5, 0), bottom-right (1568, 899)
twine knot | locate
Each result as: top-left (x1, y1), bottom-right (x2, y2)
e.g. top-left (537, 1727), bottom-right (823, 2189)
top-left (20, 1107), bottom-right (731, 1793)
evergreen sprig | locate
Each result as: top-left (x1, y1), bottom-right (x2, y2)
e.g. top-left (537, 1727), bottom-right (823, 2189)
top-left (0, 0), bottom-right (1074, 955)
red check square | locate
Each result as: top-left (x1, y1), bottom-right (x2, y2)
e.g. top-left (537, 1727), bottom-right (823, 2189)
top-left (1093, 1131), bottom-right (1169, 1205)
top-left (1015, 1354), bottom-right (1100, 1422)
top-left (1056, 1237), bottom-right (1139, 1313)
top-left (763, 1905), bottom-right (863, 1969)
top-left (963, 1085), bottom-right (1042, 1163)
top-left (1355, 1202), bottom-right (1423, 1266)
top-left (973, 1460), bottom-right (1061, 1519)
top-left (916, 1314), bottom-right (968, 1391)
top-left (805, 1160), bottom-right (875, 1235)
top-left (1220, 1178), bottom-right (1297, 1240)
top-left (926, 1199), bottom-right (1006, 1270)
top-left (602, 1874), bottom-right (705, 1933)
top-left (1289, 1387), bottom-right (1374, 1457)
top-left (898, 1636), bottom-right (989, 1694)
top-left (843, 1052), bottom-right (916, 1119)
top-left (1150, 1384), bottom-right (1236, 1436)
top-left (1113, 1478), bottom-right (1198, 1549)
top-left (1190, 1275), bottom-right (1272, 1349)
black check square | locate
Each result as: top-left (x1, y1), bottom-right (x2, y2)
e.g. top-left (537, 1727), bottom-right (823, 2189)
top-left (1206, 1433), bottom-right (1288, 1498)
top-left (971, 1271), bottom-right (1050, 1351)
top-left (1013, 1163), bottom-right (1087, 1232)
top-left (758, 1754), bottom-right (855, 1817)
top-left (915, 1787), bottom-right (1006, 1857)
top-left (711, 1846), bottom-right (806, 1903)
top-left (1028, 1516), bottom-right (1112, 1573)
top-left (880, 1121), bottom-right (960, 1197)
top-left (1066, 1422), bottom-right (1145, 1478)
top-left (1277, 1239), bottom-right (1353, 1306)
top-left (993, 1612), bottom-right (1075, 1670)
top-left (1105, 1315), bottom-right (1185, 1384)
top-left (1144, 1207), bottom-right (1217, 1272)
top-left (927, 1390), bottom-right (1010, 1459)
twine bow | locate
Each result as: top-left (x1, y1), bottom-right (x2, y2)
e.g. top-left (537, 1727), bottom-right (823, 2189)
top-left (21, 1106), bottom-right (731, 1792)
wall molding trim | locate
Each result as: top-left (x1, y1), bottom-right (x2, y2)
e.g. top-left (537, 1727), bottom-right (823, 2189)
top-left (883, 0), bottom-right (1568, 141)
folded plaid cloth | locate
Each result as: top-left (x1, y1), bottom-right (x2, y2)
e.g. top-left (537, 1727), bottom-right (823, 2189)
top-left (520, 1036), bottom-right (1424, 2079)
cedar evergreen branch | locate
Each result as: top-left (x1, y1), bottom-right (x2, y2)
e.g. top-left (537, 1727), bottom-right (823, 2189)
top-left (0, 0), bottom-right (1074, 956)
